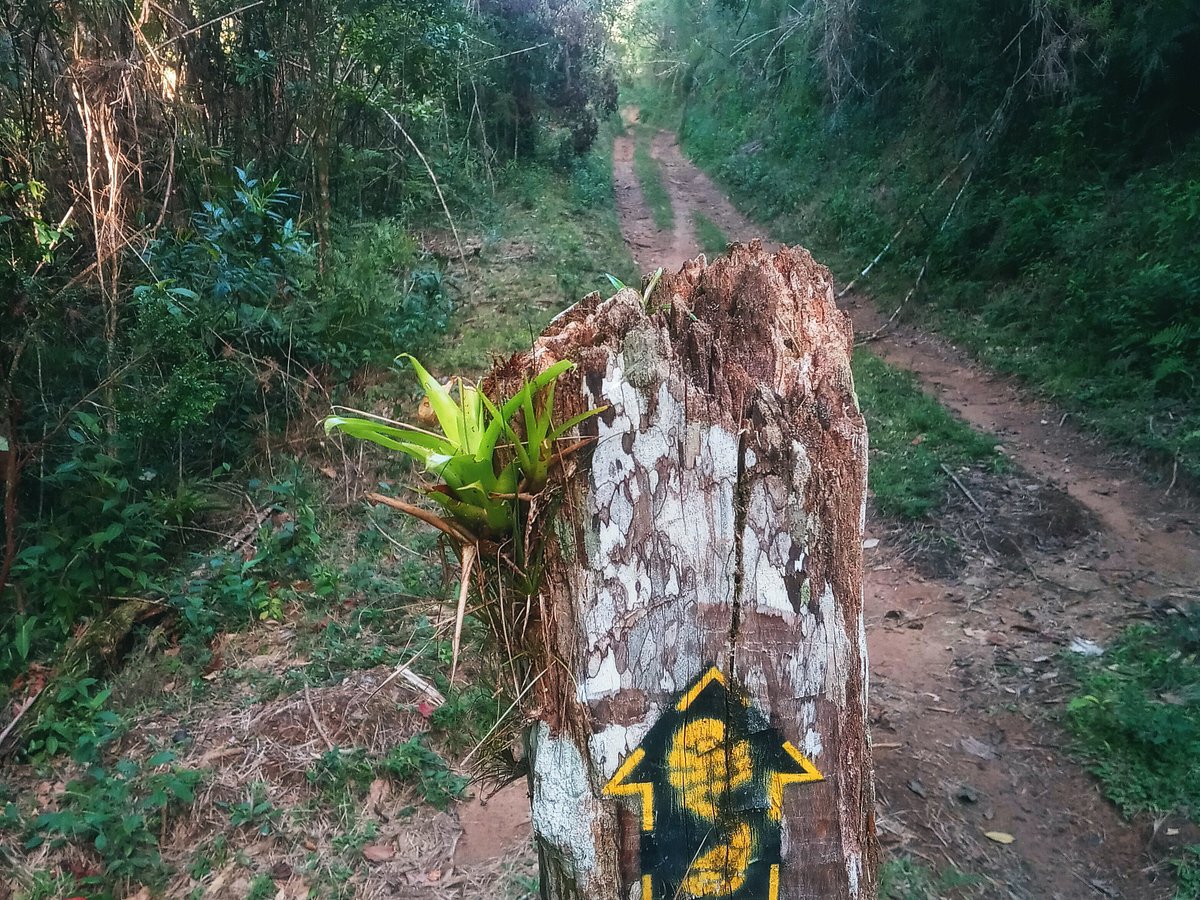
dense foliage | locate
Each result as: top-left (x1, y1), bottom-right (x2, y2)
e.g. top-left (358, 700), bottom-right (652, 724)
top-left (631, 0), bottom-right (1200, 478)
top-left (1, 0), bottom-right (619, 681)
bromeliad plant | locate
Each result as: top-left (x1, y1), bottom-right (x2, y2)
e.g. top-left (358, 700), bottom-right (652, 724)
top-left (324, 355), bottom-right (603, 680)
top-left (325, 355), bottom-right (599, 538)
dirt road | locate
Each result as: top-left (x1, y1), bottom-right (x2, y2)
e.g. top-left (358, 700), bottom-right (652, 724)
top-left (610, 119), bottom-right (1200, 898)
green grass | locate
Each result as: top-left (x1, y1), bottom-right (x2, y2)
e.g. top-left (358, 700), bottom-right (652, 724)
top-left (633, 126), bottom-right (674, 231)
top-left (1066, 613), bottom-right (1200, 898)
top-left (692, 211), bottom-right (729, 256)
top-left (880, 855), bottom-right (978, 899)
top-left (1176, 848), bottom-right (1200, 900)
top-left (433, 122), bottom-right (637, 375)
top-left (854, 349), bottom-right (1004, 519)
top-left (1067, 614), bottom-right (1200, 820)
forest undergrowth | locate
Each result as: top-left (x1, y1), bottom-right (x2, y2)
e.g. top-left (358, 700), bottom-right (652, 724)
top-left (5, 1), bottom-right (1198, 897)
top-left (0, 3), bottom-right (623, 896)
top-left (0, 142), bottom-right (629, 899)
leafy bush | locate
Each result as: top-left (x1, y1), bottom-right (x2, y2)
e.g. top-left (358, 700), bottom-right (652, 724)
top-left (21, 676), bottom-right (123, 762)
top-left (2, 164), bottom-right (450, 679)
top-left (28, 751), bottom-right (203, 890)
top-left (5, 415), bottom-right (205, 678)
top-left (173, 471), bottom-right (323, 642)
top-left (642, 0), bottom-right (1200, 478)
top-left (379, 736), bottom-right (468, 811)
top-left (305, 220), bottom-right (453, 379)
top-left (128, 167), bottom-right (315, 455)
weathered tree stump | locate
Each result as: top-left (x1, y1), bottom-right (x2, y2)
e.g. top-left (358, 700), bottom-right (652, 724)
top-left (512, 242), bottom-right (875, 899)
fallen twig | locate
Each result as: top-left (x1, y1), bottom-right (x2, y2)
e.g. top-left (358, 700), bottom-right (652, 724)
top-left (365, 656), bottom-right (446, 707)
top-left (304, 686), bottom-right (336, 751)
top-left (450, 544), bottom-right (478, 684)
top-left (941, 462), bottom-right (986, 515)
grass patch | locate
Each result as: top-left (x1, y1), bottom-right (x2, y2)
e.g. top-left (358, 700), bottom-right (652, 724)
top-left (433, 122), bottom-right (637, 375)
top-left (692, 211), bottom-right (729, 256)
top-left (0, 472), bottom-right (513, 897)
top-left (1067, 613), bottom-right (1200, 819)
top-left (1067, 613), bottom-right (1200, 897)
top-left (854, 349), bottom-right (1003, 519)
top-left (880, 855), bottom-right (977, 899)
top-left (633, 126), bottom-right (674, 231)
top-left (1176, 847), bottom-right (1200, 900)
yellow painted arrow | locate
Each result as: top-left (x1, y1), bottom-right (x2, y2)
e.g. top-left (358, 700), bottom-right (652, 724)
top-left (604, 745), bottom-right (655, 831)
top-left (602, 666), bottom-right (825, 899)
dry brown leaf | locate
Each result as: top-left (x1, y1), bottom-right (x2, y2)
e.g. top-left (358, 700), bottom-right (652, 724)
top-left (366, 778), bottom-right (390, 812)
top-left (363, 844), bottom-right (395, 863)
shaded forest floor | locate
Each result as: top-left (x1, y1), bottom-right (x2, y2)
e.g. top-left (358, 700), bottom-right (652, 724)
top-left (612, 110), bottom-right (1200, 898)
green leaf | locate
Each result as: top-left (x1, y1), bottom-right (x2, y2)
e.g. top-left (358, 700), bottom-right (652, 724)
top-left (91, 522), bottom-right (125, 548)
top-left (481, 393), bottom-right (534, 475)
top-left (399, 355), bottom-right (463, 447)
top-left (428, 489), bottom-right (511, 533)
top-left (323, 417), bottom-right (453, 464)
top-left (459, 382), bottom-right (485, 453)
top-left (547, 406), bottom-right (606, 443)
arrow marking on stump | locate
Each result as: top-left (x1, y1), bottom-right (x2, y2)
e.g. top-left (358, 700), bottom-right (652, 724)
top-left (603, 665), bottom-right (824, 898)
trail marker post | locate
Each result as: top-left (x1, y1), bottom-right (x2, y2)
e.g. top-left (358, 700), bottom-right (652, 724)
top-left (515, 243), bottom-right (877, 899)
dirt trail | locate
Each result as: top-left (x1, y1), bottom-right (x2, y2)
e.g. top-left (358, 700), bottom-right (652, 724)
top-left (610, 120), bottom-right (1200, 898)
top-left (613, 113), bottom-right (780, 272)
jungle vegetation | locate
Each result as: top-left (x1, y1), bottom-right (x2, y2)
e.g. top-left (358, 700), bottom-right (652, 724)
top-left (1, 0), bottom-right (620, 680)
top-left (624, 0), bottom-right (1200, 479)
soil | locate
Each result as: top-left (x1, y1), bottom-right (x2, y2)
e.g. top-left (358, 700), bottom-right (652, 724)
top-left (613, 115), bottom-right (781, 274)
top-left (599, 117), bottom-right (1200, 898)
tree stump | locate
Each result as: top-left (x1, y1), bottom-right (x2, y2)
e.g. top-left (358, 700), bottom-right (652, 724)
top-left (510, 242), bottom-right (875, 899)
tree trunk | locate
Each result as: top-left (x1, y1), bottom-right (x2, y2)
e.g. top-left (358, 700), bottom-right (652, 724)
top-left (516, 242), bottom-right (877, 899)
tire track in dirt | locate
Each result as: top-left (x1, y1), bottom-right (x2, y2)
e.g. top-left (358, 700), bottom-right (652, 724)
top-left (612, 121), bottom-right (1200, 898)
top-left (613, 115), bottom-right (779, 273)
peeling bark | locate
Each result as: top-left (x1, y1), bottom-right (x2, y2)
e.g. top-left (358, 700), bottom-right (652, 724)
top-left (504, 242), bottom-right (876, 899)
